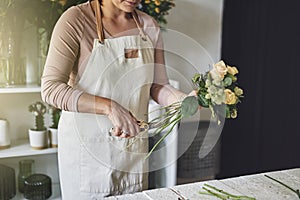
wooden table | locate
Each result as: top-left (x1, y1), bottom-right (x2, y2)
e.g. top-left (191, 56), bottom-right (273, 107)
top-left (105, 168), bottom-right (300, 199)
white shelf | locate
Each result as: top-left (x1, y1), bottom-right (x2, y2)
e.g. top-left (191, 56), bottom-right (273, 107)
top-left (0, 85), bottom-right (41, 94)
top-left (0, 139), bottom-right (57, 159)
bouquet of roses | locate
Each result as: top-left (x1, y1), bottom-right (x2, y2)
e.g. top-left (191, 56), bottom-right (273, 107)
top-left (146, 60), bottom-right (244, 158)
top-left (193, 60), bottom-right (244, 120)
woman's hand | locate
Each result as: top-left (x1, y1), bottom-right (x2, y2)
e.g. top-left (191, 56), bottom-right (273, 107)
top-left (107, 100), bottom-right (140, 138)
top-left (188, 90), bottom-right (197, 97)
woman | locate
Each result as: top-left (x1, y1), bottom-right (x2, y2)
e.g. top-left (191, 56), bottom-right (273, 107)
top-left (41, 0), bottom-right (191, 198)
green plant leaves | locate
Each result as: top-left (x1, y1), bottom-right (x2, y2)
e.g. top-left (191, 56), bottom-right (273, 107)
top-left (181, 96), bottom-right (199, 118)
top-left (198, 93), bottom-right (209, 108)
top-left (224, 76), bottom-right (232, 86)
top-left (192, 73), bottom-right (201, 83)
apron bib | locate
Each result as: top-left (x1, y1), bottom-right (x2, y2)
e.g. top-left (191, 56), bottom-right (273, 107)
top-left (58, 1), bottom-right (154, 199)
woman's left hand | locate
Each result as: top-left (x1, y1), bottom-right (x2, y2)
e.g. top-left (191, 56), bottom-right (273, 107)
top-left (188, 90), bottom-right (197, 97)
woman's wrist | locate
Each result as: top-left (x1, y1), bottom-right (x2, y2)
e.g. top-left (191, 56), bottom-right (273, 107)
top-left (78, 93), bottom-right (112, 115)
top-left (95, 96), bottom-right (112, 115)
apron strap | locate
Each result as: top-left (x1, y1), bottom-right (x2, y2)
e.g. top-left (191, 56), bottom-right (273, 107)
top-left (95, 0), bottom-right (105, 43)
top-left (132, 10), bottom-right (148, 41)
top-left (93, 0), bottom-right (147, 43)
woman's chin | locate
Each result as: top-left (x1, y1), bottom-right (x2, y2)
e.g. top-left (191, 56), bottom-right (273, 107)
top-left (122, 1), bottom-right (138, 12)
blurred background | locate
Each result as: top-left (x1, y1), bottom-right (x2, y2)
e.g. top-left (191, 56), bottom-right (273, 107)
top-left (218, 0), bottom-right (300, 178)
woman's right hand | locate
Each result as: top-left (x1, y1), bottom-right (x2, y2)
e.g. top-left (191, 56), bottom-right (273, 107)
top-left (77, 94), bottom-right (140, 138)
top-left (107, 100), bottom-right (140, 138)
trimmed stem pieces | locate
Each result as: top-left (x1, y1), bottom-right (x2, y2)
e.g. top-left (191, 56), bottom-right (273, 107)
top-left (199, 184), bottom-right (256, 200)
top-left (264, 175), bottom-right (300, 199)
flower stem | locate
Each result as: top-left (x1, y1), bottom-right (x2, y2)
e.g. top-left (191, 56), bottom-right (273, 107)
top-left (151, 110), bottom-right (181, 136)
top-left (264, 175), bottom-right (300, 199)
top-left (149, 104), bottom-right (180, 124)
top-left (199, 184), bottom-right (256, 200)
top-left (200, 189), bottom-right (228, 199)
top-left (150, 109), bottom-right (178, 128)
top-left (125, 110), bottom-right (181, 150)
top-left (145, 114), bottom-right (182, 159)
top-left (148, 101), bottom-right (181, 116)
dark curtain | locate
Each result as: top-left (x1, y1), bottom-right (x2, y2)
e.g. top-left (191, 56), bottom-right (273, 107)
top-left (218, 0), bottom-right (300, 178)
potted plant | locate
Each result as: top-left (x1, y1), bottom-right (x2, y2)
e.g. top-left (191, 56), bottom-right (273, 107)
top-left (48, 105), bottom-right (61, 148)
top-left (28, 101), bottom-right (48, 149)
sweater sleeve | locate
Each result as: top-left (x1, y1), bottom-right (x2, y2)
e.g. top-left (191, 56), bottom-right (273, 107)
top-left (139, 11), bottom-right (188, 106)
top-left (41, 6), bottom-right (85, 112)
top-left (137, 10), bottom-right (169, 85)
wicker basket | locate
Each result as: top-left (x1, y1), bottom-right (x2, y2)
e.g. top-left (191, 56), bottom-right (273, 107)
top-left (177, 121), bottom-right (220, 179)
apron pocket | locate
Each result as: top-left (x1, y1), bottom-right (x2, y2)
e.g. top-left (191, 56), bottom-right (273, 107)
top-left (79, 134), bottom-right (148, 194)
top-left (124, 48), bottom-right (139, 59)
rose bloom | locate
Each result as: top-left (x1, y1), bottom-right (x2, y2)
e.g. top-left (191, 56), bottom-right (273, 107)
top-left (210, 60), bottom-right (228, 80)
top-left (224, 89), bottom-right (237, 105)
top-left (205, 93), bottom-right (211, 99)
top-left (227, 66), bottom-right (239, 75)
top-left (211, 94), bottom-right (224, 105)
top-left (234, 86), bottom-right (243, 96)
top-left (205, 79), bottom-right (211, 87)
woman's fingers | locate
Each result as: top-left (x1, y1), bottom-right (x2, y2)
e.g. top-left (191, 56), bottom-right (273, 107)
top-left (110, 126), bottom-right (122, 136)
top-left (107, 101), bottom-right (140, 138)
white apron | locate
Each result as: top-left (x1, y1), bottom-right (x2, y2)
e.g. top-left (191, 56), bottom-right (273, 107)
top-left (58, 1), bottom-right (154, 199)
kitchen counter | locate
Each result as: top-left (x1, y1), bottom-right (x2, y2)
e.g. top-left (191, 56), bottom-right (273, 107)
top-left (105, 168), bottom-right (300, 199)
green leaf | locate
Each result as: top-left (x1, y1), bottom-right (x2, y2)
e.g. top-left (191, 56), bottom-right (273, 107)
top-left (225, 106), bottom-right (230, 118)
top-left (181, 96), bottom-right (199, 117)
top-left (227, 73), bottom-right (237, 82)
top-left (198, 94), bottom-right (209, 108)
top-left (224, 77), bottom-right (232, 86)
top-left (192, 73), bottom-right (200, 83)
top-left (199, 80), bottom-right (206, 88)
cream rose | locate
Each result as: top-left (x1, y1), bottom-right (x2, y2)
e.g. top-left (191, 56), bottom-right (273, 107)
top-left (205, 93), bottom-right (211, 99)
top-left (210, 60), bottom-right (228, 80)
top-left (227, 66), bottom-right (239, 75)
top-left (224, 89), bottom-right (237, 105)
top-left (234, 87), bottom-right (243, 96)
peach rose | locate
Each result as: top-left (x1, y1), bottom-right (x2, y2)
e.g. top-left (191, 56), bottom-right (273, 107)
top-left (224, 89), bottom-right (237, 105)
top-left (227, 66), bottom-right (239, 75)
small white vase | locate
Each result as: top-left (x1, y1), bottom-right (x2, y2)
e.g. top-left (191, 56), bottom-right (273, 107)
top-left (48, 128), bottom-right (58, 148)
top-left (0, 119), bottom-right (10, 149)
top-left (28, 129), bottom-right (48, 149)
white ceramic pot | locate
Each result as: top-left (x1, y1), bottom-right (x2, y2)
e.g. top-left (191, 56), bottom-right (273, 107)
top-left (0, 119), bottom-right (10, 149)
top-left (48, 128), bottom-right (58, 148)
top-left (28, 129), bottom-right (48, 149)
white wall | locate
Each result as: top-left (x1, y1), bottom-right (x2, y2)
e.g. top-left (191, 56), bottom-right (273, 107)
top-left (0, 93), bottom-right (44, 140)
top-left (162, 0), bottom-right (224, 120)
top-left (167, 0), bottom-right (223, 62)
